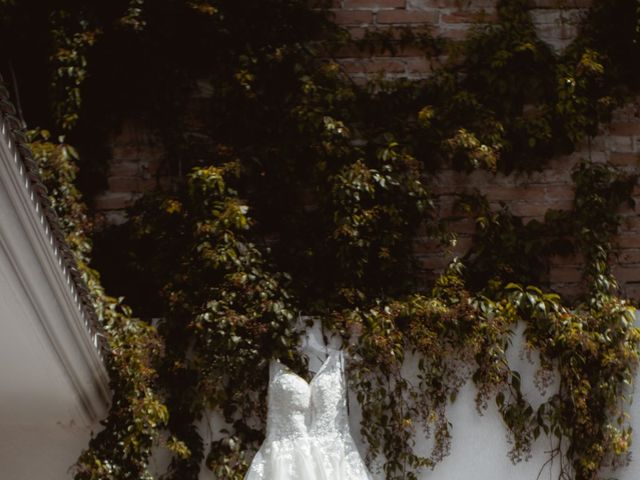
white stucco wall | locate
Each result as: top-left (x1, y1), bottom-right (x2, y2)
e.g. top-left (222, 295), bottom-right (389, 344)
top-left (0, 118), bottom-right (110, 479)
top-left (0, 243), bottom-right (99, 480)
top-left (181, 315), bottom-right (640, 480)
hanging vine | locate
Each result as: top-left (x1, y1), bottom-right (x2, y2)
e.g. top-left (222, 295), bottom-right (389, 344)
top-left (27, 130), bottom-right (167, 480)
top-left (2, 0), bottom-right (640, 479)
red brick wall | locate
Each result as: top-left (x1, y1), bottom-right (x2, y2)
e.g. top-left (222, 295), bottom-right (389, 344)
top-left (94, 118), bottom-right (164, 225)
top-left (331, 0), bottom-right (589, 81)
top-left (93, 0), bottom-right (640, 300)
top-left (415, 99), bottom-right (640, 299)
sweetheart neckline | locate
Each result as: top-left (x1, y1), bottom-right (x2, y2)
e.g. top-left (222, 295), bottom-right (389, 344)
top-left (273, 349), bottom-right (341, 386)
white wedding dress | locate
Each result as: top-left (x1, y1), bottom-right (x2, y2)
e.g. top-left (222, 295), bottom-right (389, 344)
top-left (245, 350), bottom-right (372, 479)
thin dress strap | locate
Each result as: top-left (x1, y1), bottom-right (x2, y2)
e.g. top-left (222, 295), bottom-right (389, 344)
top-left (269, 359), bottom-right (281, 381)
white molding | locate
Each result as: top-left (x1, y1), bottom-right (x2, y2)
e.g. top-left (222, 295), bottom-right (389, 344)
top-left (0, 120), bottom-right (110, 422)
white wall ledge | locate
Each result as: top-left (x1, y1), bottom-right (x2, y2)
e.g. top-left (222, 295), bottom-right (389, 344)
top-left (0, 109), bottom-right (110, 422)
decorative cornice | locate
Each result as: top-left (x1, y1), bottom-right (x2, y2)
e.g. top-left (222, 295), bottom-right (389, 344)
top-left (0, 76), bottom-right (110, 364)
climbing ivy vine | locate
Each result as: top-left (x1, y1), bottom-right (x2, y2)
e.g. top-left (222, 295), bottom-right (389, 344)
top-left (27, 131), bottom-right (167, 480)
top-left (2, 0), bottom-right (640, 479)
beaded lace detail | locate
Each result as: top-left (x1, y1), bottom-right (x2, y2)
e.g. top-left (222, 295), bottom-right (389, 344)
top-left (244, 350), bottom-right (372, 480)
top-left (266, 361), bottom-right (310, 441)
top-left (310, 351), bottom-right (373, 480)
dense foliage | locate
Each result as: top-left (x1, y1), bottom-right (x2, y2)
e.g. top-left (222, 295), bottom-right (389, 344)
top-left (27, 131), bottom-right (167, 480)
top-left (2, 0), bottom-right (640, 479)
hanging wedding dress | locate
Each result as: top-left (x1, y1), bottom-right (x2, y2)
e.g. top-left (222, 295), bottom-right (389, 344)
top-left (309, 350), bottom-right (373, 480)
top-left (244, 350), bottom-right (372, 480)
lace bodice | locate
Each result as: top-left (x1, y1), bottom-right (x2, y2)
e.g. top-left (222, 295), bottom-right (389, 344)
top-left (266, 361), bottom-right (311, 441)
top-left (309, 350), bottom-right (350, 437)
top-left (245, 350), bottom-right (372, 480)
top-left (310, 351), bottom-right (373, 480)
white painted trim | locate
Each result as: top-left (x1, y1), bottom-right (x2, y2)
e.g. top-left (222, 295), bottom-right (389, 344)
top-left (0, 120), bottom-right (110, 422)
